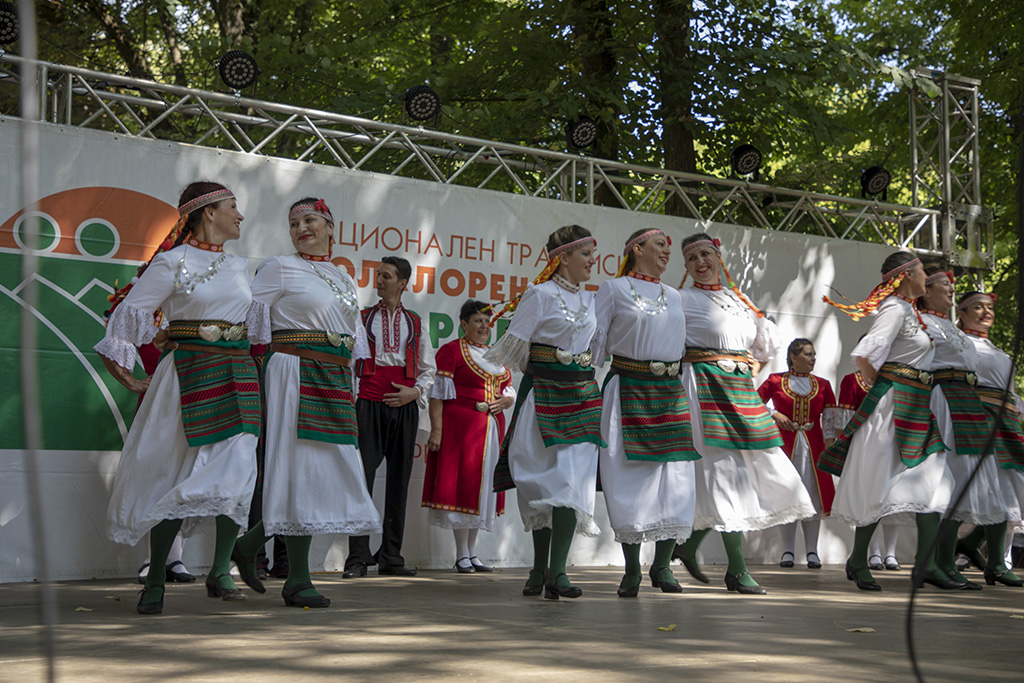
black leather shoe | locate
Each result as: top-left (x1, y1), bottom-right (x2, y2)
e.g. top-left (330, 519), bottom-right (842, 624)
top-left (379, 565), bottom-right (418, 577)
top-left (230, 545), bottom-right (266, 594)
top-left (282, 582), bottom-right (331, 608)
top-left (205, 573), bottom-right (246, 601)
top-left (950, 571), bottom-right (983, 590)
top-left (136, 585), bottom-right (164, 615)
top-left (522, 569), bottom-right (546, 596)
top-left (806, 552), bottom-right (822, 569)
top-left (884, 555), bottom-right (901, 571)
top-left (544, 573), bottom-right (582, 600)
top-left (342, 563), bottom-right (367, 578)
top-left (454, 558), bottom-right (475, 574)
top-left (617, 573), bottom-right (641, 598)
top-left (673, 550), bottom-right (709, 584)
top-left (724, 571), bottom-right (767, 595)
top-left (845, 559), bottom-right (881, 591)
top-left (914, 568), bottom-right (965, 590)
top-left (165, 561), bottom-right (196, 583)
top-left (779, 551), bottom-right (795, 568)
top-left (649, 566), bottom-right (683, 593)
top-left (469, 556), bottom-right (493, 572)
top-left (984, 567), bottom-right (1024, 587)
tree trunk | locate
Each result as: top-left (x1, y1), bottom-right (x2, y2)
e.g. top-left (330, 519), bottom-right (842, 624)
top-left (216, 0), bottom-right (247, 47)
top-left (156, 5), bottom-right (187, 87)
top-left (655, 0), bottom-right (698, 217)
top-left (79, 0), bottom-right (150, 78)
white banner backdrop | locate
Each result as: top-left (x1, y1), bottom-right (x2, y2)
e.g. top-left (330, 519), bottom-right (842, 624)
top-left (0, 120), bottom-right (903, 582)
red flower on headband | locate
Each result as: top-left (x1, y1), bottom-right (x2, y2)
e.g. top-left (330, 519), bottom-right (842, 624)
top-left (314, 199), bottom-right (330, 215)
top-left (712, 238), bottom-right (721, 248)
top-left (666, 236), bottom-right (672, 246)
top-left (946, 271), bottom-right (955, 284)
top-left (991, 293), bottom-right (999, 301)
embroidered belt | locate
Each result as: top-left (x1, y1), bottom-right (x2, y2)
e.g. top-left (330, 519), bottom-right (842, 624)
top-left (272, 328), bottom-right (355, 350)
top-left (530, 343), bottom-right (592, 368)
top-left (977, 386), bottom-right (1018, 413)
top-left (932, 368), bottom-right (978, 386)
top-left (173, 342), bottom-right (250, 356)
top-left (270, 344), bottom-right (350, 367)
top-left (879, 362), bottom-right (933, 390)
top-left (525, 363), bottom-right (595, 382)
top-left (611, 355), bottom-right (681, 379)
top-left (682, 347), bottom-right (752, 375)
top-left (168, 319), bottom-right (246, 342)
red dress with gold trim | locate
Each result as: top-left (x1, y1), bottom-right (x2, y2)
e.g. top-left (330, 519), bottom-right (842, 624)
top-left (837, 371), bottom-right (871, 414)
top-left (757, 372), bottom-right (837, 514)
top-left (422, 338), bottom-right (510, 520)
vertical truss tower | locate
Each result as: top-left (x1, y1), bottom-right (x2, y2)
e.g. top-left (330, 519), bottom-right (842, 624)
top-left (909, 68), bottom-right (994, 274)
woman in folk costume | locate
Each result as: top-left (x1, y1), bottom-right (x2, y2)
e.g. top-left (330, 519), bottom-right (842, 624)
top-left (423, 299), bottom-right (515, 573)
top-left (232, 198), bottom-right (382, 608)
top-left (820, 251), bottom-right (957, 591)
top-left (835, 365), bottom-right (903, 571)
top-left (956, 291), bottom-right (1024, 586)
top-left (486, 225), bottom-right (605, 600)
top-left (671, 233), bottom-right (815, 595)
top-left (918, 266), bottom-right (1011, 590)
top-left (96, 182), bottom-right (260, 614)
top-left (592, 228), bottom-right (699, 598)
top-left (757, 339), bottom-right (839, 570)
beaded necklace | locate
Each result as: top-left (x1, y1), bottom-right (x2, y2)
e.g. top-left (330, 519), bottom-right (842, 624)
top-left (174, 247), bottom-right (225, 295)
top-left (627, 277), bottom-right (667, 316)
top-left (298, 252), bottom-right (331, 263)
top-left (307, 260), bottom-right (358, 314)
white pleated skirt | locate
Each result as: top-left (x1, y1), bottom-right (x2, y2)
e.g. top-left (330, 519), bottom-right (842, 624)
top-left (599, 375), bottom-right (695, 544)
top-left (509, 391), bottom-right (600, 536)
top-left (831, 390), bottom-right (954, 527)
top-left (262, 353), bottom-right (382, 537)
top-left (107, 353), bottom-right (258, 546)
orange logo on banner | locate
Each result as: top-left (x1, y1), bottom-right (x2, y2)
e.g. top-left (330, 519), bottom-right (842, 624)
top-left (0, 187), bottom-right (178, 263)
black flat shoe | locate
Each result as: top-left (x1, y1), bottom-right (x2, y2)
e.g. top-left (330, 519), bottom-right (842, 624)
top-left (205, 573), bottom-right (246, 601)
top-left (724, 571), bottom-right (767, 595)
top-left (136, 585), bottom-right (164, 615)
top-left (949, 571), bottom-right (983, 590)
top-left (544, 573), bottom-right (582, 600)
top-left (649, 566), bottom-right (683, 593)
top-left (469, 556), bottom-right (493, 572)
top-left (282, 582), bottom-right (331, 608)
top-left (523, 569), bottom-right (546, 596)
top-left (868, 554), bottom-right (884, 570)
top-left (378, 564), bottom-right (417, 577)
top-left (454, 557), bottom-right (475, 574)
top-left (984, 567), bottom-right (1024, 587)
top-left (956, 541), bottom-right (987, 571)
top-left (673, 550), bottom-right (709, 584)
top-left (884, 555), bottom-right (901, 571)
top-left (231, 544), bottom-right (266, 594)
top-left (779, 551), bottom-right (795, 568)
top-left (617, 573), bottom-right (641, 598)
top-left (342, 563), bottom-right (367, 578)
top-left (914, 568), bottom-right (965, 590)
top-left (806, 552), bottom-right (822, 570)
top-left (165, 561), bottom-right (196, 583)
top-left (845, 559), bottom-right (881, 591)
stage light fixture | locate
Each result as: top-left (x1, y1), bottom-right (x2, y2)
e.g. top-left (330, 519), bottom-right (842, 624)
top-left (730, 144), bottom-right (762, 179)
top-left (217, 50), bottom-right (260, 91)
top-left (861, 165), bottom-right (891, 201)
top-left (403, 85), bottom-right (442, 121)
top-left (566, 116), bottom-right (598, 150)
top-left (0, 2), bottom-right (19, 46)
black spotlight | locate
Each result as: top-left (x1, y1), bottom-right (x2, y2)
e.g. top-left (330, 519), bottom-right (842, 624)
top-left (404, 85), bottom-right (442, 121)
top-left (861, 166), bottom-right (891, 201)
top-left (217, 50), bottom-right (260, 91)
top-left (566, 116), bottom-right (598, 150)
top-left (731, 144), bottom-right (762, 179)
top-left (0, 2), bottom-right (19, 46)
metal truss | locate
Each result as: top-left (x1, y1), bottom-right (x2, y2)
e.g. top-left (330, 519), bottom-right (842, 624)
top-left (910, 68), bottom-right (994, 271)
top-left (1, 54), bottom-right (959, 260)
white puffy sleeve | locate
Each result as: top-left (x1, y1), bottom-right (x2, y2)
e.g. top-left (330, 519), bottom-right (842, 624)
top-left (94, 252), bottom-right (176, 370)
top-left (750, 315), bottom-right (782, 364)
top-left (485, 284), bottom-right (545, 372)
top-left (850, 300), bottom-right (903, 371)
top-left (246, 257), bottom-right (284, 345)
top-left (589, 280), bottom-right (614, 368)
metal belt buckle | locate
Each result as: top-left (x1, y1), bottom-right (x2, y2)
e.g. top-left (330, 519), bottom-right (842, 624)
top-left (198, 324), bottom-right (223, 342)
top-left (577, 350), bottom-right (593, 368)
top-left (555, 348), bottom-right (573, 365)
top-left (475, 401), bottom-right (490, 412)
top-left (650, 361), bottom-right (666, 376)
top-left (326, 331), bottom-right (343, 347)
top-left (966, 372), bottom-right (978, 386)
top-left (717, 359), bottom-right (736, 373)
top-left (736, 362), bottom-right (750, 375)
top-left (918, 370), bottom-right (933, 385)
top-left (223, 324), bottom-right (244, 342)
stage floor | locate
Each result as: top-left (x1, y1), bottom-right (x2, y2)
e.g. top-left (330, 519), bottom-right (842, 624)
top-left (2, 564), bottom-right (1022, 681)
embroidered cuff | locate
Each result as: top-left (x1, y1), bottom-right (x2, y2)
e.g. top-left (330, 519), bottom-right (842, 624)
top-left (484, 332), bottom-right (530, 373)
top-left (428, 376), bottom-right (457, 400)
top-left (245, 299), bottom-right (272, 345)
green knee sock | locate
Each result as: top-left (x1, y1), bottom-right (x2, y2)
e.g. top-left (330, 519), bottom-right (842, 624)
top-left (210, 516), bottom-right (241, 591)
top-left (848, 523), bottom-right (879, 583)
top-left (235, 520), bottom-right (268, 558)
top-left (677, 528), bottom-right (709, 557)
top-left (960, 525), bottom-right (985, 551)
top-left (620, 543), bottom-right (642, 589)
top-left (144, 519), bottom-right (183, 600)
top-left (652, 538), bottom-right (677, 571)
top-left (984, 522), bottom-right (1012, 574)
top-left (531, 527), bottom-right (552, 573)
top-left (937, 519), bottom-right (962, 577)
top-left (283, 536), bottom-right (319, 597)
top-left (722, 532), bottom-right (756, 586)
top-left (915, 512), bottom-right (941, 575)
top-left (549, 507), bottom-right (577, 587)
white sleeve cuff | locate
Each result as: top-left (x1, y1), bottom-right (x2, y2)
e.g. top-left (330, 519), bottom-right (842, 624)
top-left (750, 316), bottom-right (782, 364)
top-left (93, 337), bottom-right (140, 371)
top-left (484, 332), bottom-right (531, 373)
top-left (352, 324), bottom-right (371, 363)
top-left (245, 299), bottom-right (272, 345)
top-left (428, 376), bottom-right (457, 400)
top-left (851, 334), bottom-right (891, 371)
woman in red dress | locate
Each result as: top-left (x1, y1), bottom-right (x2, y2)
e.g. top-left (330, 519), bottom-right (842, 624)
top-left (757, 339), bottom-right (838, 569)
top-left (423, 300), bottom-right (515, 572)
